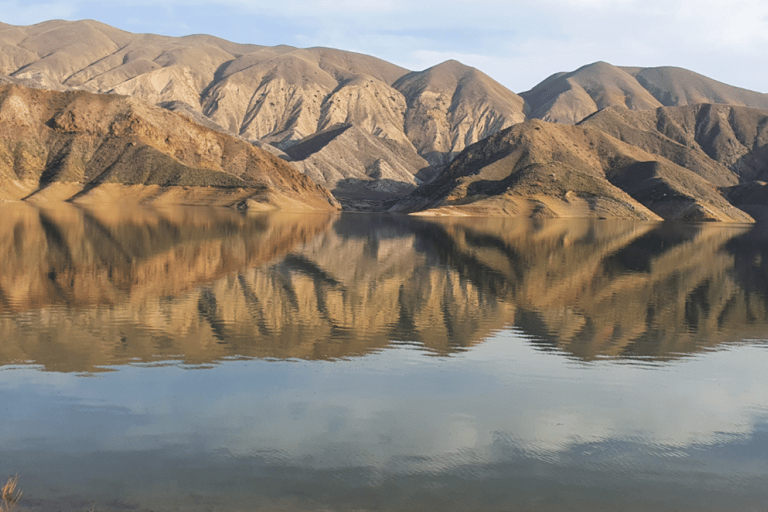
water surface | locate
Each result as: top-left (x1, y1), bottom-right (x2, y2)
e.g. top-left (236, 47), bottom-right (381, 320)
top-left (1, 204), bottom-right (767, 511)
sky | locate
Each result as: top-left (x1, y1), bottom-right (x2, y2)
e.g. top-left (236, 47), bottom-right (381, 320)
top-left (1, 0), bottom-right (767, 93)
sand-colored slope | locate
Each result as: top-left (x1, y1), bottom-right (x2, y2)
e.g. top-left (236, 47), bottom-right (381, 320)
top-left (393, 119), bottom-right (753, 222)
top-left (0, 83), bottom-right (339, 210)
top-left (624, 66), bottom-right (768, 109)
top-left (521, 62), bottom-right (662, 124)
top-left (523, 61), bottom-right (768, 125)
top-left (394, 60), bottom-right (527, 165)
top-left (0, 21), bottom-right (528, 201)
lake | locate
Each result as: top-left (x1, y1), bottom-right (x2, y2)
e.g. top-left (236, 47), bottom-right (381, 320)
top-left (0, 203), bottom-right (767, 511)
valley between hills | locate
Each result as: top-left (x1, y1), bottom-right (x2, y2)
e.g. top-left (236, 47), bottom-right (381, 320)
top-left (2, 19), bottom-right (768, 221)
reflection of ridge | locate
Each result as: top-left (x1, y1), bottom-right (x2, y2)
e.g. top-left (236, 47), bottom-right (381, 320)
top-left (198, 288), bottom-right (227, 344)
top-left (1, 206), bottom-right (767, 371)
top-left (78, 208), bottom-right (135, 266)
top-left (237, 274), bottom-right (272, 338)
top-left (603, 227), bottom-right (690, 273)
top-left (726, 224), bottom-right (768, 303)
top-left (280, 255), bottom-right (345, 332)
top-left (518, 224), bottom-right (762, 360)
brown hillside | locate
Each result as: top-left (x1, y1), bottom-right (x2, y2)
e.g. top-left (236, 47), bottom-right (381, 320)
top-left (283, 123), bottom-right (431, 208)
top-left (523, 61), bottom-right (768, 125)
top-left (0, 20), bottom-right (526, 200)
top-left (580, 103), bottom-right (768, 183)
top-left (394, 60), bottom-right (527, 165)
top-left (0, 83), bottom-right (340, 210)
top-left (521, 62), bottom-right (662, 124)
top-left (623, 66), bottom-right (768, 109)
top-left (393, 119), bottom-right (753, 222)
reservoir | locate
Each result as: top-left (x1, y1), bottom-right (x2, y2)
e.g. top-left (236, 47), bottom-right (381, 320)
top-left (1, 204), bottom-right (767, 511)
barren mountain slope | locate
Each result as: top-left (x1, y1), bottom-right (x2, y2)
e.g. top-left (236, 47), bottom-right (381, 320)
top-left (0, 83), bottom-right (339, 210)
top-left (199, 49), bottom-right (412, 146)
top-left (521, 62), bottom-right (662, 124)
top-left (580, 103), bottom-right (768, 184)
top-left (623, 66), bottom-right (768, 109)
top-left (392, 119), bottom-right (753, 222)
top-left (283, 123), bottom-right (431, 207)
top-left (523, 61), bottom-right (768, 125)
top-left (394, 60), bottom-right (527, 165)
top-left (0, 20), bottom-right (528, 199)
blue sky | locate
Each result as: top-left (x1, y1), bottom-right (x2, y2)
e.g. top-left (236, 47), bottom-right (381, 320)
top-left (2, 0), bottom-right (767, 93)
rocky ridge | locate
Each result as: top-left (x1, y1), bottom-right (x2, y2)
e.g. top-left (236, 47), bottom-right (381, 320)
top-left (0, 83), bottom-right (340, 210)
top-left (392, 118), bottom-right (754, 222)
top-left (2, 20), bottom-right (768, 219)
top-left (0, 20), bottom-right (527, 201)
top-left (521, 61), bottom-right (768, 125)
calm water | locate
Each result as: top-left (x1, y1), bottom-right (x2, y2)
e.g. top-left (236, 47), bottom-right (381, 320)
top-left (1, 203), bottom-right (767, 511)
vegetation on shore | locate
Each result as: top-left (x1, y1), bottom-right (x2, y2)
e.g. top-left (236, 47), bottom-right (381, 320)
top-left (1, 476), bottom-right (21, 512)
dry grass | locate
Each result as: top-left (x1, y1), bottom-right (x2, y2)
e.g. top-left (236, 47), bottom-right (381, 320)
top-left (1, 475), bottom-right (21, 512)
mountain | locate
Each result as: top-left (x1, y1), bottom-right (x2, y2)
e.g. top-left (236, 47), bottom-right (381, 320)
top-left (521, 62), bottom-right (662, 124)
top-left (3, 19), bottom-right (768, 219)
top-left (282, 123), bottom-right (431, 208)
top-left (392, 119), bottom-right (754, 222)
top-left (393, 60), bottom-right (527, 165)
top-left (522, 61), bottom-right (768, 124)
top-left (0, 20), bottom-right (526, 204)
top-left (0, 83), bottom-right (339, 210)
top-left (623, 66), bottom-right (768, 109)
top-left (578, 103), bottom-right (768, 219)
top-left (579, 103), bottom-right (768, 183)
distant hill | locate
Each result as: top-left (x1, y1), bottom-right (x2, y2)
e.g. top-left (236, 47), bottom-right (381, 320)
top-left (522, 61), bottom-right (768, 124)
top-left (0, 83), bottom-right (339, 210)
top-left (623, 66), bottom-right (768, 109)
top-left (521, 62), bottom-right (662, 124)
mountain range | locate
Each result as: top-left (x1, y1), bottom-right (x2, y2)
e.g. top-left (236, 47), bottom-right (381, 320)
top-left (1, 19), bottom-right (768, 220)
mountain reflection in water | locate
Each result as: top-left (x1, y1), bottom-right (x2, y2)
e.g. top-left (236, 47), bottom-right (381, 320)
top-left (1, 204), bottom-right (768, 512)
top-left (0, 203), bottom-right (767, 370)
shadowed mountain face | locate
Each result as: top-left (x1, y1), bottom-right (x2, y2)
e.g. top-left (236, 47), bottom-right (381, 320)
top-left (0, 20), bottom-right (525, 201)
top-left (578, 103), bottom-right (768, 220)
top-left (580, 103), bottom-right (768, 184)
top-left (282, 123), bottom-right (432, 208)
top-left (0, 83), bottom-right (339, 210)
top-left (522, 62), bottom-right (768, 125)
top-left (1, 206), bottom-right (766, 371)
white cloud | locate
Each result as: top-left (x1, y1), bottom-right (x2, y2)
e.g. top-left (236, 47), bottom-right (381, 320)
top-left (2, 0), bottom-right (767, 92)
